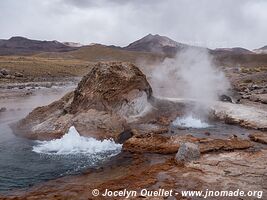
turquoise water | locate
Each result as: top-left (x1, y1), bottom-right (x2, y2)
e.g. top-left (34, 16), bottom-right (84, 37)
top-left (0, 88), bottom-right (120, 193)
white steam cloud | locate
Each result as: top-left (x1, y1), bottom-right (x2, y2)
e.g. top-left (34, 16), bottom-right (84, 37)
top-left (150, 48), bottom-right (230, 118)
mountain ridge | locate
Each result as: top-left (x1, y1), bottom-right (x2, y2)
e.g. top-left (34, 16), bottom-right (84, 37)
top-left (0, 36), bottom-right (78, 55)
top-left (0, 34), bottom-right (265, 56)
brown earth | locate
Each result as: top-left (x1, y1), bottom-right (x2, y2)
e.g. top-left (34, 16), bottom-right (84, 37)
top-left (0, 56), bottom-right (91, 84)
top-left (37, 44), bottom-right (163, 64)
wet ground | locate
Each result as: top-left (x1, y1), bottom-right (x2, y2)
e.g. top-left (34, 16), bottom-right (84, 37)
top-left (0, 85), bottom-right (266, 199)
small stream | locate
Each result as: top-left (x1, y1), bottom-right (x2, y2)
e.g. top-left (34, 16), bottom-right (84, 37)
top-left (0, 86), bottom-right (121, 194)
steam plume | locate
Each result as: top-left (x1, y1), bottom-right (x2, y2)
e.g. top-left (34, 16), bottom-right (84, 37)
top-left (150, 48), bottom-right (230, 117)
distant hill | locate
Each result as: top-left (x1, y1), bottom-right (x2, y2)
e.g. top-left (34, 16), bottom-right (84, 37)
top-left (213, 47), bottom-right (253, 55)
top-left (253, 46), bottom-right (267, 54)
top-left (0, 36), bottom-right (78, 55)
top-left (37, 44), bottom-right (163, 64)
top-left (2, 34), bottom-right (267, 68)
top-left (123, 34), bottom-right (260, 57)
top-left (124, 34), bottom-right (190, 56)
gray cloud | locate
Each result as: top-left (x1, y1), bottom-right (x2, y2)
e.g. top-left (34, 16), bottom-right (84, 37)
top-left (0, 0), bottom-right (266, 49)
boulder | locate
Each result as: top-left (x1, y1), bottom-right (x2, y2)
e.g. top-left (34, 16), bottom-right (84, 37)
top-left (123, 134), bottom-right (183, 154)
top-left (175, 142), bottom-right (200, 163)
top-left (116, 130), bottom-right (134, 144)
top-left (69, 62), bottom-right (152, 115)
top-left (14, 72), bottom-right (24, 77)
top-left (14, 62), bottom-right (153, 140)
top-left (0, 68), bottom-right (9, 76)
top-left (219, 94), bottom-right (233, 103)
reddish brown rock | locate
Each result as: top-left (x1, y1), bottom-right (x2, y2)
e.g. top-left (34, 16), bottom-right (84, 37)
top-left (123, 134), bottom-right (181, 154)
top-left (198, 138), bottom-right (253, 153)
top-left (123, 133), bottom-right (252, 154)
top-left (249, 132), bottom-right (267, 144)
top-left (14, 62), bottom-right (153, 140)
top-left (69, 62), bottom-right (152, 113)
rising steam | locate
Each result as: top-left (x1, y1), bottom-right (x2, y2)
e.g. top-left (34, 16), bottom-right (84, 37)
top-left (150, 48), bottom-right (230, 121)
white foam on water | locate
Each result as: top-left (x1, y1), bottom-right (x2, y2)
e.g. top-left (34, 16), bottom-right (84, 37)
top-left (172, 115), bottom-right (211, 128)
top-left (32, 126), bottom-right (122, 155)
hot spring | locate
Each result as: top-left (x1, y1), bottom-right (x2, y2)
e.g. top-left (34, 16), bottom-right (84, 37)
top-left (0, 87), bottom-right (122, 193)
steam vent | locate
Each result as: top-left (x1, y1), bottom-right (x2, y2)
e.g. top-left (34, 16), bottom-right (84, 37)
top-left (14, 62), bottom-right (153, 140)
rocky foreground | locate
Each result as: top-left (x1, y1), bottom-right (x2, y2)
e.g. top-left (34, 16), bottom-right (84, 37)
top-left (3, 62), bottom-right (267, 199)
top-left (13, 62), bottom-right (153, 140)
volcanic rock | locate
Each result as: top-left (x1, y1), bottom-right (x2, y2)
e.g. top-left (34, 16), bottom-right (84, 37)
top-left (175, 142), bottom-right (200, 162)
top-left (14, 62), bottom-right (153, 140)
top-left (212, 102), bottom-right (267, 130)
top-left (123, 134), bottom-right (184, 154)
top-left (0, 68), bottom-right (9, 76)
top-left (199, 137), bottom-right (253, 153)
top-left (69, 62), bottom-right (152, 114)
top-left (14, 72), bottom-right (23, 77)
top-left (123, 133), bottom-right (252, 154)
top-left (116, 130), bottom-right (134, 144)
top-left (249, 132), bottom-right (267, 144)
top-left (219, 94), bottom-right (233, 103)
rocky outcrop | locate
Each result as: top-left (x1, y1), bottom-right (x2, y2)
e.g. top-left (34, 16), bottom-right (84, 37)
top-left (0, 68), bottom-right (24, 79)
top-left (14, 62), bottom-right (153, 140)
top-left (123, 133), bottom-right (252, 154)
top-left (249, 132), bottom-right (267, 144)
top-left (69, 62), bottom-right (152, 115)
top-left (212, 102), bottom-right (267, 130)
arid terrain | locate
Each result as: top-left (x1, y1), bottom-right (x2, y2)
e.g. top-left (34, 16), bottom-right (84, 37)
top-left (0, 34), bottom-right (267, 200)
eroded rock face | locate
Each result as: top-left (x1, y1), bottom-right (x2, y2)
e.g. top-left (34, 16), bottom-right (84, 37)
top-left (14, 62), bottom-right (153, 140)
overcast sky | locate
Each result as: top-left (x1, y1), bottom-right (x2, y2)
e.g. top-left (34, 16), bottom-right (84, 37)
top-left (0, 0), bottom-right (266, 49)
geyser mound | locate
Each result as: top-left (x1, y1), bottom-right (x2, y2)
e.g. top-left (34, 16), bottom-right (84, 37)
top-left (14, 62), bottom-right (153, 140)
